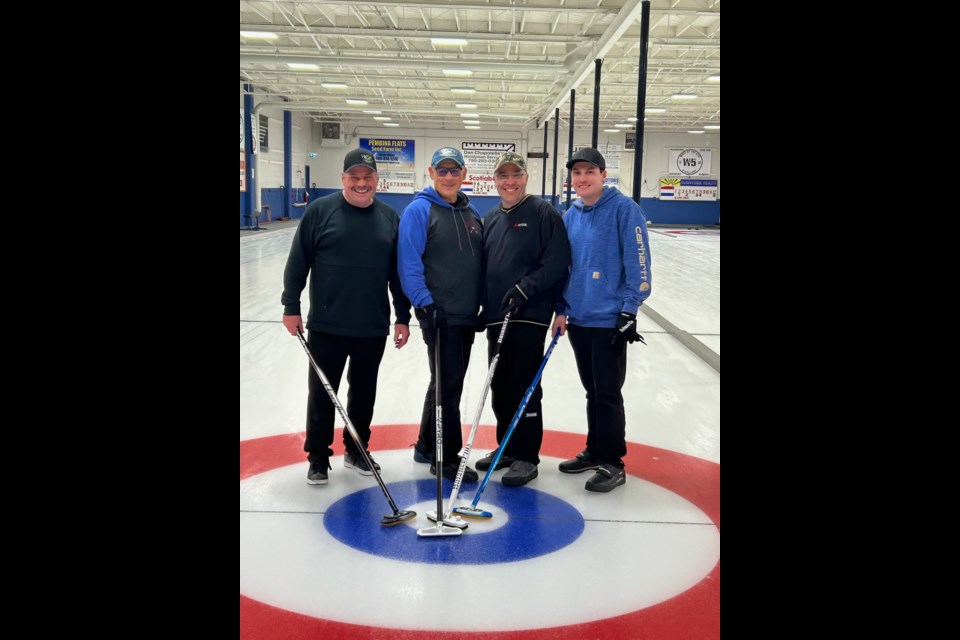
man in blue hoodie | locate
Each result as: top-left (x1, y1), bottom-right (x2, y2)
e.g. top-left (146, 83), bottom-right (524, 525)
top-left (398, 146), bottom-right (483, 483)
top-left (552, 148), bottom-right (652, 493)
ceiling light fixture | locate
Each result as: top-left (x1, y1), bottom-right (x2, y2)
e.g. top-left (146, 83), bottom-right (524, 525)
top-left (345, 99), bottom-right (368, 105)
top-left (288, 63), bottom-right (320, 70)
top-left (464, 126), bottom-right (481, 130)
top-left (383, 123), bottom-right (399, 127)
top-left (362, 110), bottom-right (382, 114)
top-left (707, 75), bottom-right (720, 82)
top-left (373, 116), bottom-right (391, 121)
top-left (241, 31), bottom-right (278, 39)
top-left (704, 125), bottom-right (720, 130)
top-left (688, 130), bottom-right (705, 134)
top-left (672, 93), bottom-right (698, 100)
top-left (462, 120), bottom-right (480, 125)
top-left (603, 129), bottom-right (619, 133)
top-left (451, 88), bottom-right (476, 93)
top-left (321, 83), bottom-right (348, 89)
top-left (455, 103), bottom-right (477, 109)
top-left (443, 69), bottom-right (473, 77)
top-left (645, 108), bottom-right (667, 113)
top-left (432, 38), bottom-right (468, 46)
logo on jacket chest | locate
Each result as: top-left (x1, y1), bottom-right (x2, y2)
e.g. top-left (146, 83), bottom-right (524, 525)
top-left (465, 219), bottom-right (481, 236)
top-left (512, 222), bottom-right (528, 229)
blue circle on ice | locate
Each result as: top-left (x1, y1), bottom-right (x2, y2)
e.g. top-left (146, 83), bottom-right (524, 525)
top-left (324, 479), bottom-right (585, 564)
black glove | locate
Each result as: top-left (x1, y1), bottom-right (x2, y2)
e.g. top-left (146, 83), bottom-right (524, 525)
top-left (611, 312), bottom-right (645, 346)
top-left (500, 284), bottom-right (527, 315)
top-left (421, 303), bottom-right (446, 331)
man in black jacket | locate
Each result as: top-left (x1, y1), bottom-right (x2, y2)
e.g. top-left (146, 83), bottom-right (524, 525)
top-left (475, 151), bottom-right (571, 486)
top-left (281, 148), bottom-right (412, 486)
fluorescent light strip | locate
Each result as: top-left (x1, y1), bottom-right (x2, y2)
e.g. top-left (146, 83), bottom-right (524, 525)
top-left (464, 126), bottom-right (481, 130)
top-left (688, 130), bottom-right (705, 134)
top-left (704, 125), bottom-right (720, 130)
top-left (373, 116), bottom-right (391, 121)
top-left (345, 99), bottom-right (368, 105)
top-left (288, 63), bottom-right (320, 70)
top-left (443, 69), bottom-right (473, 76)
top-left (241, 31), bottom-right (278, 39)
top-left (383, 123), bottom-right (399, 127)
top-left (455, 103), bottom-right (477, 109)
top-left (672, 94), bottom-right (698, 100)
top-left (451, 88), bottom-right (476, 93)
top-left (603, 129), bottom-right (619, 133)
top-left (462, 120), bottom-right (480, 125)
top-left (645, 108), bottom-right (666, 113)
top-left (707, 75), bottom-right (720, 82)
top-left (362, 110), bottom-right (382, 114)
top-left (321, 83), bottom-right (348, 89)
top-left (432, 38), bottom-right (468, 46)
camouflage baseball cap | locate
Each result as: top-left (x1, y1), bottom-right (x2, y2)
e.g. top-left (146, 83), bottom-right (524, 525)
top-left (494, 151), bottom-right (527, 173)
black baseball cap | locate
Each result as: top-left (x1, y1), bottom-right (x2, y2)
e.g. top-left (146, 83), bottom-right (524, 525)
top-left (565, 147), bottom-right (606, 171)
top-left (343, 148), bottom-right (378, 172)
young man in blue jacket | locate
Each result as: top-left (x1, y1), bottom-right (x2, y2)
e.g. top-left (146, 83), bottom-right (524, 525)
top-left (552, 148), bottom-right (652, 492)
top-left (282, 148), bottom-right (412, 486)
top-left (398, 147), bottom-right (483, 483)
top-left (475, 151), bottom-right (571, 487)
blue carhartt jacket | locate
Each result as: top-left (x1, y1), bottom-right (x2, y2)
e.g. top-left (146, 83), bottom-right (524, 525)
top-left (559, 186), bottom-right (652, 328)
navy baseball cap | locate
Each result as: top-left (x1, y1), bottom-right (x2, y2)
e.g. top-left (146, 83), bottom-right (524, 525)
top-left (431, 147), bottom-right (466, 168)
top-left (343, 148), bottom-right (378, 172)
top-left (565, 147), bottom-right (606, 171)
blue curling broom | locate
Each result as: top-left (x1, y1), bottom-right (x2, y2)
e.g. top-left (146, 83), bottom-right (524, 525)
top-left (453, 327), bottom-right (562, 519)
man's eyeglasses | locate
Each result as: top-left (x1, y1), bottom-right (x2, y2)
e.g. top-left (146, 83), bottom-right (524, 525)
top-left (435, 167), bottom-right (463, 177)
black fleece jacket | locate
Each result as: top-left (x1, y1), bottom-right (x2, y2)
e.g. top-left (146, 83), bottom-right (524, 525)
top-left (480, 195), bottom-right (571, 326)
top-left (281, 192), bottom-right (411, 336)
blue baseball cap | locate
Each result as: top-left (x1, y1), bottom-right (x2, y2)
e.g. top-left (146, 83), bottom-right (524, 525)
top-left (431, 147), bottom-right (466, 168)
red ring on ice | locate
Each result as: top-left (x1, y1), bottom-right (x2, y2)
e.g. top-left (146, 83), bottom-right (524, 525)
top-left (240, 425), bottom-right (719, 640)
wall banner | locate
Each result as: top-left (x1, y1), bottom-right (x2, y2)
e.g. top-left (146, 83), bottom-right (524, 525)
top-left (660, 177), bottom-right (717, 201)
top-left (377, 170), bottom-right (416, 194)
top-left (360, 138), bottom-right (416, 169)
top-left (460, 141), bottom-right (516, 172)
top-left (667, 148), bottom-right (712, 176)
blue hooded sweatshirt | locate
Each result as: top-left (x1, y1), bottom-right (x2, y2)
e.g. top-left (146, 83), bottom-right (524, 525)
top-left (398, 186), bottom-right (483, 325)
top-left (559, 186), bottom-right (652, 328)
